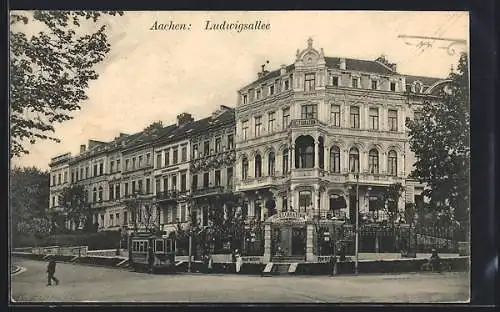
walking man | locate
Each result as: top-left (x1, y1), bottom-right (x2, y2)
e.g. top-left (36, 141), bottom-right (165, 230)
top-left (46, 259), bottom-right (59, 286)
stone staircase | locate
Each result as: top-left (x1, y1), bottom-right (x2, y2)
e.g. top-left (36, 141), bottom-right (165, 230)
top-left (262, 262), bottom-right (300, 275)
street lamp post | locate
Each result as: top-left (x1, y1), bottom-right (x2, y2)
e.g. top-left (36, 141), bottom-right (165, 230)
top-left (188, 231), bottom-right (192, 273)
top-left (354, 173), bottom-right (360, 275)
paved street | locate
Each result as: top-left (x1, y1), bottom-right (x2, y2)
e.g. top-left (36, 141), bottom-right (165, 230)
top-left (11, 258), bottom-right (469, 303)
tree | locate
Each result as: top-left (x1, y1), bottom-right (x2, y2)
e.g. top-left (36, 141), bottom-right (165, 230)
top-left (60, 184), bottom-right (89, 231)
top-left (123, 197), bottom-right (140, 233)
top-left (406, 53), bottom-right (470, 240)
top-left (379, 182), bottom-right (405, 227)
top-left (10, 167), bottom-right (51, 242)
top-left (10, 11), bottom-right (123, 158)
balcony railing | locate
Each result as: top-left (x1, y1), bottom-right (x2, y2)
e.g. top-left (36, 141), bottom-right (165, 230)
top-left (191, 185), bottom-right (227, 197)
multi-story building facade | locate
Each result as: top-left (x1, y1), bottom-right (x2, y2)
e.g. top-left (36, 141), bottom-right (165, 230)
top-left (48, 153), bottom-right (71, 216)
top-left (234, 38), bottom-right (450, 261)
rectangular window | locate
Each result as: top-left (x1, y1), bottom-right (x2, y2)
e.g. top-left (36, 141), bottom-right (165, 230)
top-left (371, 80), bottom-right (378, 90)
top-left (110, 161), bottom-right (115, 173)
top-left (350, 106), bottom-right (360, 128)
top-left (80, 168), bottom-right (84, 179)
top-left (132, 181), bottom-right (136, 194)
top-left (138, 155), bottom-right (143, 167)
top-left (156, 153), bottom-right (162, 168)
top-left (110, 214), bottom-right (114, 227)
top-left (192, 175), bottom-right (198, 191)
top-left (181, 146), bottom-right (187, 162)
top-left (204, 141), bottom-right (210, 156)
top-left (269, 84), bottom-right (275, 95)
top-left (330, 104), bottom-right (341, 127)
top-left (123, 211), bottom-right (127, 225)
top-left (268, 112), bottom-right (275, 133)
top-left (203, 172), bottom-right (209, 188)
top-left (173, 149), bottom-right (178, 164)
top-left (256, 89), bottom-right (261, 100)
top-left (58, 174), bottom-right (61, 185)
top-left (301, 104), bottom-right (318, 119)
top-left (115, 184), bottom-right (120, 199)
top-left (369, 107), bottom-right (379, 130)
top-left (284, 79), bottom-right (290, 90)
top-left (93, 164), bottom-right (98, 177)
top-left (165, 151), bottom-right (170, 166)
top-left (75, 171), bottom-right (78, 181)
top-left (215, 170), bottom-right (221, 186)
top-left (243, 94), bottom-right (248, 104)
top-left (215, 138), bottom-right (221, 153)
top-left (181, 173), bottom-right (186, 192)
top-left (116, 213), bottom-right (120, 225)
top-left (352, 77), bottom-right (359, 88)
top-left (192, 144), bottom-right (199, 158)
top-left (299, 191), bottom-right (312, 213)
top-left (388, 109), bottom-right (398, 131)
top-left (227, 167), bottom-right (233, 186)
top-left (254, 116), bottom-right (262, 137)
top-left (155, 179), bottom-right (161, 194)
top-left (227, 134), bottom-right (234, 150)
top-left (116, 160), bottom-right (121, 171)
top-left (242, 120), bottom-right (249, 140)
top-left (163, 178), bottom-right (168, 192)
top-left (99, 163), bottom-right (103, 175)
top-left (63, 172), bottom-right (67, 183)
top-left (146, 153), bottom-right (151, 166)
top-left (282, 108), bottom-right (290, 129)
top-left (180, 204), bottom-right (186, 222)
top-left (132, 158), bottom-right (136, 170)
top-left (71, 172), bottom-right (74, 183)
top-left (124, 183), bottom-right (129, 197)
top-left (171, 175), bottom-right (177, 190)
top-left (332, 76), bottom-right (339, 87)
top-left (390, 82), bottom-right (396, 91)
top-left (109, 185), bottom-right (114, 201)
top-left (304, 73), bottom-right (316, 91)
top-left (138, 180), bottom-right (144, 194)
top-left (146, 178), bottom-right (151, 194)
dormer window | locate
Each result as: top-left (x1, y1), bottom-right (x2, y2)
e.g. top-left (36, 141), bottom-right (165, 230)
top-left (390, 82), bottom-right (396, 92)
top-left (414, 81), bottom-right (423, 93)
top-left (242, 94), bottom-right (248, 104)
top-left (352, 77), bottom-right (360, 88)
top-left (331, 76), bottom-right (339, 87)
top-left (371, 79), bottom-right (378, 90)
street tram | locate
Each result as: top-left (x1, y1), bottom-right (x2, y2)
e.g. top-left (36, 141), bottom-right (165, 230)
top-left (129, 232), bottom-right (176, 273)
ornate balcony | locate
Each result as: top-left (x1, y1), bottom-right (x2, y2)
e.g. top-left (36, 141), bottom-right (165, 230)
top-left (343, 172), bottom-right (405, 185)
top-left (154, 190), bottom-right (188, 203)
top-left (191, 185), bottom-right (226, 198)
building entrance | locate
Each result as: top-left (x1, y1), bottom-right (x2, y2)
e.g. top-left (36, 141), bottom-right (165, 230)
top-left (274, 226), bottom-right (306, 258)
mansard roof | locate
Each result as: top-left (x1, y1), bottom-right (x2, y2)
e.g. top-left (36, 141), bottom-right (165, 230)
top-left (324, 57), bottom-right (395, 75)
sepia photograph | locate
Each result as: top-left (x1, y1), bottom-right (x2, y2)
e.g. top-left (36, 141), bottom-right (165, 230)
top-left (9, 10), bottom-right (470, 303)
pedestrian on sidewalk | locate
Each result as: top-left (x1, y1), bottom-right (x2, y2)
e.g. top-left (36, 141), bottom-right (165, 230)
top-left (46, 259), bottom-right (59, 286)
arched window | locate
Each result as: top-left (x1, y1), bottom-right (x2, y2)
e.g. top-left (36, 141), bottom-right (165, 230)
top-left (296, 136), bottom-right (315, 168)
top-left (349, 147), bottom-right (359, 173)
top-left (92, 187), bottom-right (97, 202)
top-left (330, 146), bottom-right (340, 173)
top-left (282, 148), bottom-right (289, 174)
top-left (268, 152), bottom-right (275, 176)
top-left (255, 154), bottom-right (262, 178)
top-left (242, 157), bottom-right (249, 180)
top-left (98, 186), bottom-right (103, 202)
top-left (368, 149), bottom-right (379, 174)
top-left (388, 150), bottom-right (398, 176)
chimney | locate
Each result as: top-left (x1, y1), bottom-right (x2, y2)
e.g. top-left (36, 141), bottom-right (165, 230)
top-left (339, 58), bottom-right (346, 70)
top-left (177, 112), bottom-right (194, 126)
top-left (80, 144), bottom-right (86, 153)
top-left (280, 64), bottom-right (286, 75)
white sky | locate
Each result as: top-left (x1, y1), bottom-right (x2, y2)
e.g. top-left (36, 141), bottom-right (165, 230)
top-left (11, 11), bottom-right (469, 170)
